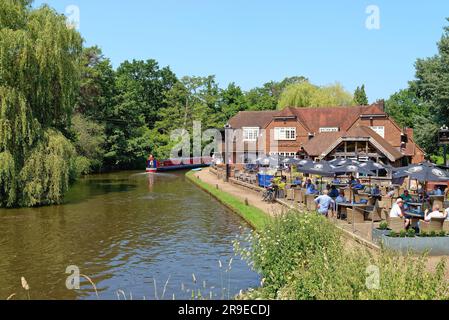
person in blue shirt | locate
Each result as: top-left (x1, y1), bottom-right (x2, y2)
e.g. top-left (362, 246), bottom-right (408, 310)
top-left (353, 179), bottom-right (364, 190)
top-left (329, 185), bottom-right (339, 198)
top-left (431, 185), bottom-right (443, 196)
top-left (336, 190), bottom-right (347, 204)
top-left (293, 176), bottom-right (302, 186)
top-left (314, 190), bottom-right (335, 216)
top-left (331, 174), bottom-right (341, 185)
top-left (304, 179), bottom-right (317, 195)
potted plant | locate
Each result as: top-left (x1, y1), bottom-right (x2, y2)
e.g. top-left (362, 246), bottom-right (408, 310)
top-left (372, 221), bottom-right (391, 243)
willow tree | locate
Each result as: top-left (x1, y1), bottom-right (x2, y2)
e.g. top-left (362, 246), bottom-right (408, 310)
top-left (0, 1), bottom-right (83, 207)
top-left (277, 81), bottom-right (355, 109)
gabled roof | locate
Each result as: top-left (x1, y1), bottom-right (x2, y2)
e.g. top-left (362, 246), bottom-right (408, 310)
top-left (228, 110), bottom-right (278, 129)
top-left (291, 103), bottom-right (385, 133)
top-left (303, 126), bottom-right (404, 162)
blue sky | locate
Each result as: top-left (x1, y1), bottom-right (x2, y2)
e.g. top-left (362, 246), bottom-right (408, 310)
top-left (34, 0), bottom-right (449, 102)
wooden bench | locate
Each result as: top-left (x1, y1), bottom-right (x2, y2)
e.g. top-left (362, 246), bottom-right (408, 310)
top-left (420, 217), bottom-right (446, 233)
top-left (386, 216), bottom-right (405, 232)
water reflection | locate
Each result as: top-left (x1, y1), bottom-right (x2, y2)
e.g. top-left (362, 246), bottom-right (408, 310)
top-left (0, 171), bottom-right (259, 300)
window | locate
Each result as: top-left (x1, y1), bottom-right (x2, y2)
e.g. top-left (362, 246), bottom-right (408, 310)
top-left (274, 127), bottom-right (296, 141)
top-left (243, 127), bottom-right (259, 141)
top-left (370, 126), bottom-right (385, 138)
top-left (319, 127), bottom-right (339, 133)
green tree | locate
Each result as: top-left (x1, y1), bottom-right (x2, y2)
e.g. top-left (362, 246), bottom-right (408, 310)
top-left (385, 89), bottom-right (430, 128)
top-left (245, 76), bottom-right (308, 111)
top-left (71, 113), bottom-right (106, 173)
top-left (102, 59), bottom-right (177, 169)
top-left (277, 81), bottom-right (354, 109)
top-left (413, 18), bottom-right (449, 125)
top-left (76, 46), bottom-right (116, 118)
top-left (354, 84), bottom-right (369, 105)
top-left (0, 2), bottom-right (83, 207)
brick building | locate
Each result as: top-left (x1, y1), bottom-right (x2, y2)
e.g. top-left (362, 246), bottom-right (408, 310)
top-left (226, 102), bottom-right (425, 166)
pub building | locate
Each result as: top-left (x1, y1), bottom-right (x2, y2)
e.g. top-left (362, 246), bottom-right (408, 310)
top-left (222, 101), bottom-right (425, 169)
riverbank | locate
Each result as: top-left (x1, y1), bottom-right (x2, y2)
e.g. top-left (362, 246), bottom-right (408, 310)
top-left (185, 171), bottom-right (273, 230)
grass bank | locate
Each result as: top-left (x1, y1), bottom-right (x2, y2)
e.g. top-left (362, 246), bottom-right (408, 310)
top-left (185, 171), bottom-right (270, 230)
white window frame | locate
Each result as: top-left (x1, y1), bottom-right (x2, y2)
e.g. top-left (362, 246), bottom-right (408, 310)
top-left (274, 127), bottom-right (296, 141)
top-left (370, 126), bottom-right (385, 138)
top-left (319, 127), bottom-right (339, 133)
top-left (242, 127), bottom-right (259, 142)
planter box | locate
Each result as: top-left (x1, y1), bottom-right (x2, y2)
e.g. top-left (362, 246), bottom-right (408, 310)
top-left (372, 228), bottom-right (391, 244)
top-left (380, 235), bottom-right (449, 256)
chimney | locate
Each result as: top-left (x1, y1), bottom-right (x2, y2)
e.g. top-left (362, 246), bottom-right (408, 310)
top-left (374, 99), bottom-right (385, 112)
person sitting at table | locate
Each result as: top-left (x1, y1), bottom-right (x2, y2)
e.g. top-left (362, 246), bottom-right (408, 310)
top-left (384, 186), bottom-right (394, 198)
top-left (424, 205), bottom-right (448, 221)
top-left (293, 176), bottom-right (302, 186)
top-left (400, 190), bottom-right (412, 203)
top-left (314, 189), bottom-right (335, 217)
top-left (331, 175), bottom-right (341, 185)
top-left (304, 179), bottom-right (317, 195)
top-left (390, 198), bottom-right (410, 229)
top-left (371, 184), bottom-right (381, 196)
top-left (430, 185), bottom-right (443, 196)
top-left (352, 179), bottom-right (364, 190)
top-left (329, 185), bottom-right (339, 198)
top-left (335, 190), bottom-right (347, 204)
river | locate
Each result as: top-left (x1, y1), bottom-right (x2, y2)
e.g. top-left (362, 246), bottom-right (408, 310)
top-left (0, 171), bottom-right (259, 300)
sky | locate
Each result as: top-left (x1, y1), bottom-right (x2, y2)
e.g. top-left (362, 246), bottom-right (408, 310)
top-left (33, 0), bottom-right (449, 102)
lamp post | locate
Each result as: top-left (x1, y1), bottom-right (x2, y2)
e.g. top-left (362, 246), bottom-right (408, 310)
top-left (439, 125), bottom-right (449, 166)
top-left (224, 124), bottom-right (232, 182)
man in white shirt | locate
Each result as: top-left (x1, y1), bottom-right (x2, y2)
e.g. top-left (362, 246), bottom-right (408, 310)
top-left (390, 198), bottom-right (405, 218)
top-left (424, 205), bottom-right (448, 222)
top-left (390, 198), bottom-right (410, 229)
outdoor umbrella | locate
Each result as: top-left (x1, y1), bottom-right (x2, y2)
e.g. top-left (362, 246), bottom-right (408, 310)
top-left (255, 155), bottom-right (271, 166)
top-left (296, 159), bottom-right (314, 167)
top-left (297, 160), bottom-right (336, 192)
top-left (392, 162), bottom-right (449, 211)
top-left (392, 163), bottom-right (449, 182)
top-left (330, 158), bottom-right (360, 167)
top-left (358, 160), bottom-right (389, 172)
top-left (331, 164), bottom-right (375, 176)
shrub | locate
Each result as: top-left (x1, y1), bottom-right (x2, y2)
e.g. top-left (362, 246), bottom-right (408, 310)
top-left (378, 221), bottom-right (389, 230)
top-left (237, 210), bottom-right (449, 300)
top-left (399, 230), bottom-right (407, 238)
top-left (406, 229), bottom-right (416, 238)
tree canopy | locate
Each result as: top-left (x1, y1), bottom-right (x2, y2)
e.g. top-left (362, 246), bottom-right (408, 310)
top-left (277, 81), bottom-right (355, 109)
top-left (0, 1), bottom-right (83, 207)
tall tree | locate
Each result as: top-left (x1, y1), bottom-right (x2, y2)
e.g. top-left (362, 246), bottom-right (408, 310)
top-left (102, 59), bottom-right (177, 169)
top-left (0, 2), bottom-right (83, 207)
top-left (354, 85), bottom-right (369, 105)
top-left (277, 81), bottom-right (354, 109)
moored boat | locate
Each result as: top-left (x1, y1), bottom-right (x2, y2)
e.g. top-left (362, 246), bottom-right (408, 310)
top-left (146, 156), bottom-right (212, 173)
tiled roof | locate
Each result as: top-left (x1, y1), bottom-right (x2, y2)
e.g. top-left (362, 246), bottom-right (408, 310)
top-left (228, 110), bottom-right (278, 129)
top-left (291, 104), bottom-right (385, 133)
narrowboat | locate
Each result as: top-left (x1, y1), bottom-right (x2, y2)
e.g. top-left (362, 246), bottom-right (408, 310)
top-left (146, 156), bottom-right (212, 173)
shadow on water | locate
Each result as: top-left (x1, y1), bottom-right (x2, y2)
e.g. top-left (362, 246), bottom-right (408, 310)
top-left (0, 170), bottom-right (260, 300)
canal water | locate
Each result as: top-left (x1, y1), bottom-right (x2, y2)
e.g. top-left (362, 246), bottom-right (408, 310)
top-left (0, 171), bottom-right (259, 300)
